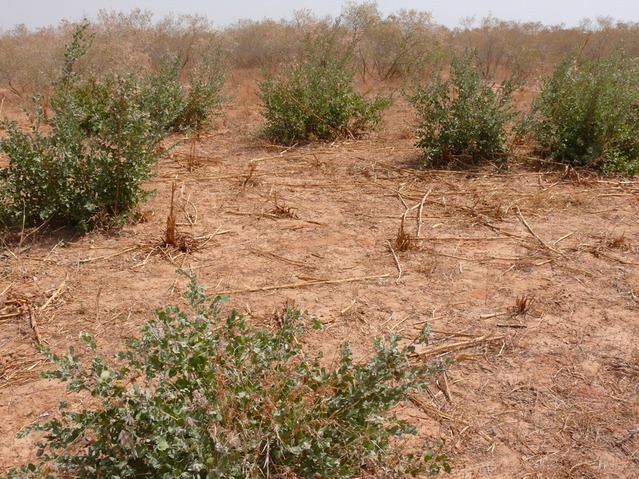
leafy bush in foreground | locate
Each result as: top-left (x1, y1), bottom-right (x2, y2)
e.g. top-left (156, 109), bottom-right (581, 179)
top-left (526, 52), bottom-right (639, 174)
top-left (258, 57), bottom-right (390, 144)
top-left (409, 50), bottom-right (521, 167)
top-left (3, 275), bottom-right (449, 479)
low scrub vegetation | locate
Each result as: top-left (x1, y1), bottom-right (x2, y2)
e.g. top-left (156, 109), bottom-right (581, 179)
top-left (141, 52), bottom-right (225, 134)
top-left (409, 50), bottom-right (521, 167)
top-left (258, 55), bottom-right (390, 144)
top-left (3, 274), bottom-right (449, 478)
top-left (525, 51), bottom-right (639, 174)
top-left (0, 23), bottom-right (225, 230)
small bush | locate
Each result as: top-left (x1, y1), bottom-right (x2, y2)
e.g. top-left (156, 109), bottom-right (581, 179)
top-left (3, 274), bottom-right (450, 479)
top-left (0, 82), bottom-right (163, 229)
top-left (409, 50), bottom-right (521, 167)
top-left (258, 56), bottom-right (390, 144)
top-left (0, 25), bottom-right (165, 229)
top-left (0, 23), bottom-right (225, 229)
top-left (525, 52), bottom-right (639, 174)
top-left (140, 52), bottom-right (225, 134)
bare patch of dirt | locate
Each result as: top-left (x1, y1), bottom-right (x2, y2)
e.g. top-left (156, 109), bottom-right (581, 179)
top-left (1, 83), bottom-right (638, 478)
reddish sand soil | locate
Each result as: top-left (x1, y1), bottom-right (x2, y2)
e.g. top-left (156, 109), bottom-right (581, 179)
top-left (1, 80), bottom-right (638, 478)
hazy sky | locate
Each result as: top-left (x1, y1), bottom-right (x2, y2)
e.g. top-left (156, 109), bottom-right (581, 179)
top-left (2, 0), bottom-right (639, 31)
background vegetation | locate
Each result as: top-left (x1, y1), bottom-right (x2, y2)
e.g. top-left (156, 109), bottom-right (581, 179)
top-left (409, 49), bottom-right (521, 167)
top-left (2, 5), bottom-right (639, 97)
top-left (525, 51), bottom-right (639, 174)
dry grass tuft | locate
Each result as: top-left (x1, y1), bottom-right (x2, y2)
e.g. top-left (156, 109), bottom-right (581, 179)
top-left (513, 294), bottom-right (534, 315)
top-left (395, 213), bottom-right (416, 252)
top-left (184, 135), bottom-right (202, 171)
top-left (161, 183), bottom-right (196, 254)
top-left (607, 233), bottom-right (630, 250)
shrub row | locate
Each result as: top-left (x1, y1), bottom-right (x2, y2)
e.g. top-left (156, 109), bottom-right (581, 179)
top-left (409, 49), bottom-right (639, 174)
top-left (2, 29), bottom-right (638, 232)
top-left (260, 46), bottom-right (639, 175)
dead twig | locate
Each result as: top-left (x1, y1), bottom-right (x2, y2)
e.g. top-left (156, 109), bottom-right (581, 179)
top-left (386, 240), bottom-right (403, 282)
top-left (479, 312), bottom-right (508, 319)
top-left (260, 250), bottom-right (312, 268)
top-left (340, 299), bottom-right (357, 316)
top-left (516, 207), bottom-right (563, 256)
top-left (414, 236), bottom-right (512, 242)
top-left (27, 305), bottom-right (43, 345)
top-left (242, 162), bottom-right (260, 188)
top-left (424, 329), bottom-right (478, 338)
top-left (165, 182), bottom-right (178, 247)
top-left (412, 335), bottom-right (505, 358)
top-left (390, 313), bottom-right (412, 331)
top-left (0, 283), bottom-right (11, 307)
top-left (218, 273), bottom-right (390, 295)
top-left (39, 278), bottom-right (67, 312)
top-left (416, 189), bottom-right (432, 238)
top-left (269, 192), bottom-right (298, 219)
top-left (410, 397), bottom-right (493, 443)
top-left (438, 372), bottom-right (452, 402)
top-left (395, 212), bottom-right (415, 252)
top-left (78, 247), bottom-right (137, 264)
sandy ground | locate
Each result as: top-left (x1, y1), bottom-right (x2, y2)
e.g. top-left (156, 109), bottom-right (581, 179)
top-left (1, 79), bottom-right (638, 478)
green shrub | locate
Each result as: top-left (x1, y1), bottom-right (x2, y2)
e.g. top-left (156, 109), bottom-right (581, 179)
top-left (258, 57), bottom-right (390, 144)
top-left (0, 23), bottom-right (225, 229)
top-left (140, 52), bottom-right (225, 134)
top-left (177, 53), bottom-right (226, 133)
top-left (409, 50), bottom-right (521, 167)
top-left (3, 274), bottom-right (450, 479)
top-left (0, 25), bottom-right (164, 229)
top-left (525, 52), bottom-right (639, 174)
top-left (0, 80), bottom-right (163, 229)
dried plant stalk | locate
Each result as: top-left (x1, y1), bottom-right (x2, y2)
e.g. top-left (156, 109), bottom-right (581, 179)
top-left (165, 183), bottom-right (178, 247)
top-left (395, 213), bottom-right (415, 252)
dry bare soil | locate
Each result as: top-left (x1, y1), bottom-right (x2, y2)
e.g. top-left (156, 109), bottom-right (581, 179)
top-left (1, 78), bottom-right (638, 478)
